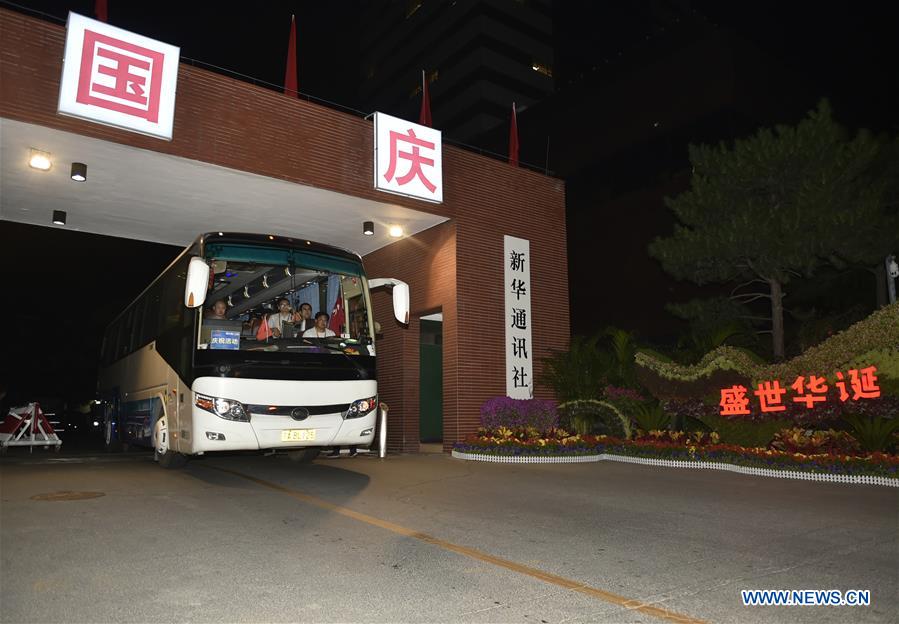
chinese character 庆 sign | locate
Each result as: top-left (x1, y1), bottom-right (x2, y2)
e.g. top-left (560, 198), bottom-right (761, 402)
top-left (505, 236), bottom-right (532, 399)
top-left (373, 112), bottom-right (442, 203)
top-left (58, 13), bottom-right (180, 140)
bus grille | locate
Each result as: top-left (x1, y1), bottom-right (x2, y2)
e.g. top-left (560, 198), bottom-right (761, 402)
top-left (246, 403), bottom-right (351, 418)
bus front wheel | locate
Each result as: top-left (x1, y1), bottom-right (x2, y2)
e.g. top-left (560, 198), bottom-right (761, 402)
top-left (154, 416), bottom-right (188, 469)
top-left (287, 448), bottom-right (321, 463)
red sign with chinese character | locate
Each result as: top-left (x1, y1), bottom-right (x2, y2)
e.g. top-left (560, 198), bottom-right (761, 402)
top-left (76, 29), bottom-right (165, 122)
top-left (720, 366), bottom-right (881, 415)
top-left (58, 13), bottom-right (180, 140)
top-left (374, 112), bottom-right (443, 203)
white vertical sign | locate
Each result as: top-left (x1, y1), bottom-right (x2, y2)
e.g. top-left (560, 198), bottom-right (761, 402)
top-left (504, 235), bottom-right (533, 398)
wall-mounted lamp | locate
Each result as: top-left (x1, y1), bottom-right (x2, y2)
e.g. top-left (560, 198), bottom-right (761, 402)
top-left (388, 224), bottom-right (404, 238)
top-left (29, 149), bottom-right (52, 171)
top-left (363, 221), bottom-right (374, 236)
top-left (52, 210), bottom-right (67, 225)
top-left (70, 162), bottom-right (87, 181)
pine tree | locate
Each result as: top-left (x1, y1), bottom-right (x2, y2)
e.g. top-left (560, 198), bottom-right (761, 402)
top-left (649, 100), bottom-right (899, 360)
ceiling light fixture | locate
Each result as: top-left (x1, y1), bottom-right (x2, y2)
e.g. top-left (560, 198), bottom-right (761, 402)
top-left (52, 210), bottom-right (66, 225)
top-left (389, 224), bottom-right (404, 238)
top-left (70, 162), bottom-right (87, 181)
top-left (29, 149), bottom-right (52, 171)
top-left (363, 221), bottom-right (374, 236)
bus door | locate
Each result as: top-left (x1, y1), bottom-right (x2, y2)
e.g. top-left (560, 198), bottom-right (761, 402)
top-left (168, 371), bottom-right (187, 453)
top-left (121, 388), bottom-right (167, 449)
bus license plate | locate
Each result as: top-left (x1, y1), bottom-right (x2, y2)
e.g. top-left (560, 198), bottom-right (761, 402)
top-left (281, 429), bottom-right (316, 442)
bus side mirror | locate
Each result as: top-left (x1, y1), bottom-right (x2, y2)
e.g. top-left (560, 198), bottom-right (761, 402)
top-left (184, 257), bottom-right (210, 308)
top-left (369, 278), bottom-right (410, 325)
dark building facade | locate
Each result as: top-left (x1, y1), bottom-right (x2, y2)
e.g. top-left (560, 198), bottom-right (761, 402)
top-left (358, 0), bottom-right (554, 143)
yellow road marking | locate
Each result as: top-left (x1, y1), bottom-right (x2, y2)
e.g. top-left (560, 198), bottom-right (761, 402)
top-left (210, 466), bottom-right (707, 624)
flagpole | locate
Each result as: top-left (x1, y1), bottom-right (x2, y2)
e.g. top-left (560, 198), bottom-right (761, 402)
top-left (419, 69), bottom-right (432, 127)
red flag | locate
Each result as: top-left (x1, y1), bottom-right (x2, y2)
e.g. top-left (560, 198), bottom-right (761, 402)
top-left (256, 314), bottom-right (273, 340)
top-left (329, 298), bottom-right (345, 335)
top-left (95, 0), bottom-right (107, 22)
top-left (284, 15), bottom-right (298, 98)
top-left (508, 102), bottom-right (519, 167)
top-left (418, 70), bottom-right (432, 127)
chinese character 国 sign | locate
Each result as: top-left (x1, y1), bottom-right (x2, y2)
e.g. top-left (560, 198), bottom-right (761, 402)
top-left (373, 112), bottom-right (443, 203)
top-left (58, 12), bottom-right (180, 140)
top-left (504, 236), bottom-right (532, 399)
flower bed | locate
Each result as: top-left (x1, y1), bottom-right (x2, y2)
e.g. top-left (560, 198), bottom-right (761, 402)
top-left (453, 428), bottom-right (899, 483)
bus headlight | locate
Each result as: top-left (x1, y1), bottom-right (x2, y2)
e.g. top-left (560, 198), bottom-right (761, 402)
top-left (345, 395), bottom-right (377, 419)
top-left (195, 393), bottom-right (250, 422)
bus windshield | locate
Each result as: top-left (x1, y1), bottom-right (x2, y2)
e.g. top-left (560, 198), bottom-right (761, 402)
top-left (197, 244), bottom-right (373, 356)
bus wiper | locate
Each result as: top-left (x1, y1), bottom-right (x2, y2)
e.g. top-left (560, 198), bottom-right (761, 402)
top-left (308, 340), bottom-right (368, 375)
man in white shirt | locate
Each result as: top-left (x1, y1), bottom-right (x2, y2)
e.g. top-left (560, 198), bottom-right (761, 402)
top-left (303, 312), bottom-right (336, 339)
top-left (269, 298), bottom-right (295, 338)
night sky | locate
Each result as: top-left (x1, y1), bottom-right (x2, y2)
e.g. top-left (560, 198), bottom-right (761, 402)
top-left (2, 1), bottom-right (898, 405)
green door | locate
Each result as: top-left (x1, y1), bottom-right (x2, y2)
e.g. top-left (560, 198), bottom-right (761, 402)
top-left (419, 320), bottom-right (443, 442)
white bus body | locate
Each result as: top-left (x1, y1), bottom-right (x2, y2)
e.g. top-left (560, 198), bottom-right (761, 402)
top-left (97, 233), bottom-right (407, 467)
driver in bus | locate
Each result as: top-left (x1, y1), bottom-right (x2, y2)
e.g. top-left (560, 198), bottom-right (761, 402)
top-left (303, 312), bottom-right (336, 338)
top-left (206, 299), bottom-right (228, 320)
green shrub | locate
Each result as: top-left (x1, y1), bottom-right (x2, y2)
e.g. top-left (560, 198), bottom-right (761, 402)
top-left (766, 304), bottom-right (899, 389)
top-left (635, 303), bottom-right (899, 400)
top-left (842, 413), bottom-right (899, 453)
top-left (541, 335), bottom-right (614, 402)
top-left (699, 413), bottom-right (793, 449)
top-left (558, 399), bottom-right (632, 439)
top-left (847, 348), bottom-right (899, 396)
top-left (632, 402), bottom-right (670, 431)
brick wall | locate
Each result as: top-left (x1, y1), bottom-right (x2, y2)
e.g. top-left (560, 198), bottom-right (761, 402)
top-left (0, 9), bottom-right (568, 452)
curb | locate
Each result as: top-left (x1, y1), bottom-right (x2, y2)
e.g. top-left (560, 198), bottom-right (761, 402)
top-left (451, 450), bottom-right (899, 487)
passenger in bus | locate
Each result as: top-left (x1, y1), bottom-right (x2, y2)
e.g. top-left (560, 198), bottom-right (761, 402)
top-left (303, 312), bottom-right (336, 338)
top-left (293, 302), bottom-right (314, 334)
top-left (205, 299), bottom-right (228, 319)
top-left (242, 313), bottom-right (262, 337)
top-left (268, 298), bottom-right (296, 338)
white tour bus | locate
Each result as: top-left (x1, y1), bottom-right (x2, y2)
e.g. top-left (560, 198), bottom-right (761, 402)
top-left (97, 232), bottom-right (408, 468)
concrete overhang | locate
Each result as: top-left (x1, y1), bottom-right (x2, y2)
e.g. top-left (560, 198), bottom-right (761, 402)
top-left (0, 117), bottom-right (448, 254)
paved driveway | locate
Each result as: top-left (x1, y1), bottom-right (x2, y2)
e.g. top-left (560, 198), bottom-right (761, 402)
top-left (1, 450), bottom-right (896, 623)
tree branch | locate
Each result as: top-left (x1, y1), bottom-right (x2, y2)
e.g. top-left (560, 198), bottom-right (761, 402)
top-left (730, 293), bottom-right (771, 304)
top-left (730, 279), bottom-right (768, 297)
top-left (744, 257), bottom-right (766, 280)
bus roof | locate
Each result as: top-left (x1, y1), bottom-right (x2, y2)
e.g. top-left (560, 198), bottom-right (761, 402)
top-left (197, 232), bottom-right (363, 263)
